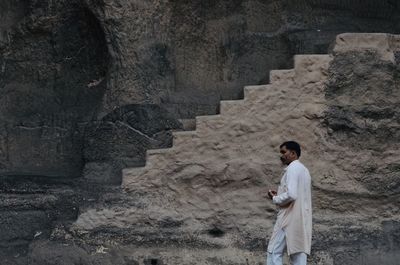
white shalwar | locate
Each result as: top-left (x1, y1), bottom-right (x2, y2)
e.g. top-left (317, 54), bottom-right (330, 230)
top-left (267, 160), bottom-right (312, 265)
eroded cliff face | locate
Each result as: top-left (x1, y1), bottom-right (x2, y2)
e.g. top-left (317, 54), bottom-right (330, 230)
top-left (86, 0), bottom-right (400, 116)
top-left (0, 0), bottom-right (109, 177)
top-left (67, 34), bottom-right (400, 265)
top-left (4, 33), bottom-right (399, 265)
top-left (1, 0), bottom-right (400, 181)
top-left (2, 0), bottom-right (400, 184)
top-left (1, 1), bottom-right (400, 264)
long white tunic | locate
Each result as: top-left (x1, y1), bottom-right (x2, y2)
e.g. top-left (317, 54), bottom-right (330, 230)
top-left (268, 160), bottom-right (312, 255)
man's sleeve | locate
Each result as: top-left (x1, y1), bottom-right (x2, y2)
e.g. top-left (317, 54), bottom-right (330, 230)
top-left (272, 166), bottom-right (299, 206)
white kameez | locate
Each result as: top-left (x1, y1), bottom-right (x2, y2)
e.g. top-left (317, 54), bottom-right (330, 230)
top-left (268, 160), bottom-right (312, 256)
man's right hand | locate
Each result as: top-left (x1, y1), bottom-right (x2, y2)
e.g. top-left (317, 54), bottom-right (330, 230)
top-left (268, 190), bottom-right (277, 200)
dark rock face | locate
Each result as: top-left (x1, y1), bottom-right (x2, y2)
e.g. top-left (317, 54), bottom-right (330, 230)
top-left (2, 1), bottom-right (400, 264)
top-left (0, 0), bottom-right (109, 178)
top-left (0, 176), bottom-right (81, 265)
top-left (2, 0), bottom-right (400, 181)
top-left (311, 223), bottom-right (400, 265)
top-left (86, 0), bottom-right (400, 118)
top-left (83, 104), bottom-right (182, 184)
top-left (319, 45), bottom-right (400, 264)
top-left (325, 50), bottom-right (400, 195)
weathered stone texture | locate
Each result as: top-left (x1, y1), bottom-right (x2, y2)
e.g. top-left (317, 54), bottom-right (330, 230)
top-left (2, 0), bottom-right (400, 264)
top-left (69, 34), bottom-right (400, 264)
top-left (0, 0), bottom-right (109, 177)
top-left (2, 0), bottom-right (400, 180)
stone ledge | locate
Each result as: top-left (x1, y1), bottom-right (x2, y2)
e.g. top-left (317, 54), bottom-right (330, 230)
top-left (334, 33), bottom-right (400, 62)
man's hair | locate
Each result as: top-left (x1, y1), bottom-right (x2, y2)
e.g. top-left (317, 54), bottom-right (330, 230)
top-left (280, 141), bottom-right (301, 157)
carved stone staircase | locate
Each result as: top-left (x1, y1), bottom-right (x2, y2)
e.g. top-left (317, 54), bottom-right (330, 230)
top-left (122, 53), bottom-right (332, 192)
top-left (74, 33), bottom-right (400, 265)
top-left (122, 33), bottom-right (400, 193)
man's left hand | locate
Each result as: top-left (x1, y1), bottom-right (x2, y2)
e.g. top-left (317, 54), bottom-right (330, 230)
top-left (268, 190), bottom-right (277, 200)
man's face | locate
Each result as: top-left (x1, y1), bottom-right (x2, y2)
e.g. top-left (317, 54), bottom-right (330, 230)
top-left (280, 146), bottom-right (295, 165)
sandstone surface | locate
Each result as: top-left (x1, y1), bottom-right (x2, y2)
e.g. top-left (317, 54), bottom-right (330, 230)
top-left (2, 0), bottom-right (400, 182)
top-left (70, 33), bottom-right (400, 265)
top-left (1, 1), bottom-right (400, 264)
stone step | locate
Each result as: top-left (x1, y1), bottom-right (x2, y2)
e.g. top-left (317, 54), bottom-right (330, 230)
top-left (219, 99), bottom-right (247, 115)
top-left (177, 119), bottom-right (196, 130)
top-left (334, 33), bottom-right (400, 62)
top-left (195, 115), bottom-right (225, 135)
top-left (294, 54), bottom-right (331, 68)
top-left (269, 69), bottom-right (295, 86)
top-left (122, 166), bottom-right (147, 189)
top-left (145, 148), bottom-right (174, 167)
top-left (123, 147), bottom-right (175, 187)
top-left (122, 54), bottom-right (333, 189)
top-left (294, 54), bottom-right (332, 86)
top-left (243, 84), bottom-right (270, 102)
top-left (172, 130), bottom-right (198, 146)
top-left (146, 148), bottom-right (173, 156)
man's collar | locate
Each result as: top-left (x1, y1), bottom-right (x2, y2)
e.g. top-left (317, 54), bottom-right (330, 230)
top-left (283, 159), bottom-right (299, 171)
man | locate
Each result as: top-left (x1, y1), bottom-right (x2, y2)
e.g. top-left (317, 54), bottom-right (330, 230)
top-left (266, 141), bottom-right (312, 265)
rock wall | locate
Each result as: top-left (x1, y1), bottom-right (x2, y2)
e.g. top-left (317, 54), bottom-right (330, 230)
top-left (87, 0), bottom-right (400, 117)
top-left (69, 34), bottom-right (400, 265)
top-left (2, 0), bottom-right (400, 181)
top-left (0, 0), bottom-right (109, 177)
top-left (1, 0), bottom-right (400, 264)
